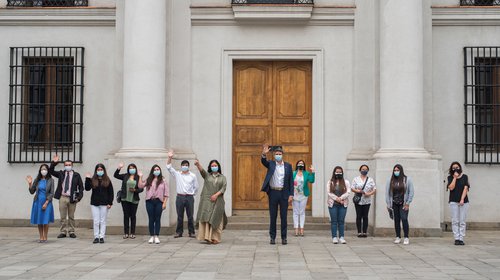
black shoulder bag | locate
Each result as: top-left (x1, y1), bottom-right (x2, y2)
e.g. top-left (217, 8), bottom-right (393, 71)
top-left (353, 177), bottom-right (368, 205)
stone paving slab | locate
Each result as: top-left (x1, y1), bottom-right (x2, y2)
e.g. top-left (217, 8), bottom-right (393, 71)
top-left (0, 227), bottom-right (499, 279)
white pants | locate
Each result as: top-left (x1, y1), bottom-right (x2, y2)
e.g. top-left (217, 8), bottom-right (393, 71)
top-left (292, 199), bottom-right (308, 229)
top-left (449, 202), bottom-right (469, 241)
top-left (91, 205), bottom-right (108, 238)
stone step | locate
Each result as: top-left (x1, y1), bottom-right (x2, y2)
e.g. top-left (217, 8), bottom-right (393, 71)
top-left (227, 210), bottom-right (333, 230)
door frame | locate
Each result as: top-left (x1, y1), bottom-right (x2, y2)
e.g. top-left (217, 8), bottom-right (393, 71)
top-left (221, 48), bottom-right (325, 217)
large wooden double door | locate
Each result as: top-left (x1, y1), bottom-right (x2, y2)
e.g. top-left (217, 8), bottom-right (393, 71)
top-left (232, 61), bottom-right (312, 210)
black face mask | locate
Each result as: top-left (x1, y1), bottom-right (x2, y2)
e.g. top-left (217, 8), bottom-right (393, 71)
top-left (297, 165), bottom-right (305, 170)
top-left (453, 168), bottom-right (462, 175)
top-left (335, 173), bottom-right (343, 179)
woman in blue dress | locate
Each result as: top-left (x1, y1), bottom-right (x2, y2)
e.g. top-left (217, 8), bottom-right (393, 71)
top-left (27, 164), bottom-right (55, 242)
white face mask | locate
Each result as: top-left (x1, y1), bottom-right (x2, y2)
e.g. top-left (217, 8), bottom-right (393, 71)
top-left (41, 170), bottom-right (48, 176)
top-left (181, 166), bottom-right (189, 172)
top-left (64, 165), bottom-right (72, 172)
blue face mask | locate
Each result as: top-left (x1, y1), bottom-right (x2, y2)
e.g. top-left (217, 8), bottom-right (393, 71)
top-left (153, 170), bottom-right (161, 177)
top-left (211, 166), bottom-right (219, 173)
top-left (96, 170), bottom-right (104, 177)
top-left (181, 166), bottom-right (189, 172)
top-left (129, 168), bottom-right (136, 175)
top-left (275, 154), bottom-right (283, 162)
top-left (393, 171), bottom-right (400, 177)
top-left (360, 170), bottom-right (368, 176)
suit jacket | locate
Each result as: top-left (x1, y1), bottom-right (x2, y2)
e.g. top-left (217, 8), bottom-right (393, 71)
top-left (260, 155), bottom-right (294, 198)
top-left (49, 162), bottom-right (84, 203)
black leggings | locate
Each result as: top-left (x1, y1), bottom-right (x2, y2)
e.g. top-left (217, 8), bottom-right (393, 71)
top-left (393, 203), bottom-right (409, 238)
top-left (121, 201), bottom-right (138, 235)
top-left (354, 203), bottom-right (371, 234)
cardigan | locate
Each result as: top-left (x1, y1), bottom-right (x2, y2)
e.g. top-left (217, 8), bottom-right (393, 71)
top-left (327, 179), bottom-right (351, 208)
top-left (84, 178), bottom-right (114, 206)
top-left (113, 169), bottom-right (143, 202)
top-left (385, 176), bottom-right (415, 207)
top-left (292, 170), bottom-right (315, 197)
top-left (29, 177), bottom-right (55, 202)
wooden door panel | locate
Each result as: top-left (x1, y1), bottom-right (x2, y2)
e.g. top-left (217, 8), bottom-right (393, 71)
top-left (233, 60), bottom-right (312, 210)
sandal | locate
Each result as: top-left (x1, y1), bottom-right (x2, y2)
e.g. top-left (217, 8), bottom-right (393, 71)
top-left (123, 234), bottom-right (129, 239)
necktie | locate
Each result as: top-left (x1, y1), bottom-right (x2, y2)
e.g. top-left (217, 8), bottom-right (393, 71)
top-left (64, 172), bottom-right (70, 193)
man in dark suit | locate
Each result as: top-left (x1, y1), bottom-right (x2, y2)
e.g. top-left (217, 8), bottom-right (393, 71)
top-left (49, 154), bottom-right (84, 238)
top-left (261, 144), bottom-right (293, 245)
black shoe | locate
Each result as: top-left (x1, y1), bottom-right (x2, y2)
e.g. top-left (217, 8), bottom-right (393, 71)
top-left (357, 233), bottom-right (362, 238)
top-left (99, 238), bottom-right (104, 244)
top-left (270, 239), bottom-right (276, 245)
top-left (454, 240), bottom-right (460, 245)
top-left (174, 233), bottom-right (182, 238)
top-left (57, 233), bottom-right (66, 238)
top-left (282, 239), bottom-right (287, 245)
top-left (459, 240), bottom-right (465, 245)
top-left (189, 233), bottom-right (196, 238)
top-left (362, 233), bottom-right (368, 238)
top-left (69, 233), bottom-right (77, 238)
top-left (93, 238), bottom-right (99, 244)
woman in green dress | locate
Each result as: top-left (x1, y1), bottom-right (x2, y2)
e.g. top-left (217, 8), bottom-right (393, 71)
top-left (194, 159), bottom-right (228, 244)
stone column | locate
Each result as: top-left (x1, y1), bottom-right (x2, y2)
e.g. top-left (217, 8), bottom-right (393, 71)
top-left (115, 0), bottom-right (167, 158)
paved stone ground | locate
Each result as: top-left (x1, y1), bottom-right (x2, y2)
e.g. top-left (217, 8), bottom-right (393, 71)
top-left (0, 227), bottom-right (499, 280)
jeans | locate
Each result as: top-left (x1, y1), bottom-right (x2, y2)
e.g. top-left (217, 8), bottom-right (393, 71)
top-left (91, 205), bottom-right (108, 238)
top-left (268, 189), bottom-right (289, 240)
top-left (328, 204), bottom-right (347, 238)
top-left (121, 201), bottom-right (138, 235)
top-left (146, 199), bottom-right (164, 236)
top-left (449, 202), bottom-right (469, 241)
top-left (393, 203), bottom-right (409, 238)
top-left (292, 199), bottom-right (307, 229)
top-left (354, 203), bottom-right (371, 234)
top-left (176, 195), bottom-right (195, 235)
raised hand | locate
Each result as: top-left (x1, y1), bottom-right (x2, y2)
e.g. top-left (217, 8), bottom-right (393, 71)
top-left (138, 170), bottom-right (143, 177)
top-left (194, 159), bottom-right (200, 166)
top-left (309, 165), bottom-right (315, 173)
top-left (52, 154), bottom-right (60, 163)
top-left (167, 149), bottom-right (174, 159)
top-left (85, 172), bottom-right (92, 178)
top-left (262, 143), bottom-right (270, 154)
top-left (26, 175), bottom-right (33, 185)
top-left (118, 162), bottom-right (124, 169)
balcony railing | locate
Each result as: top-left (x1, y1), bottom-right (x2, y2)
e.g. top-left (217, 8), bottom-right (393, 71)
top-left (460, 0), bottom-right (500, 5)
top-left (232, 0), bottom-right (313, 4)
top-left (7, 0), bottom-right (88, 7)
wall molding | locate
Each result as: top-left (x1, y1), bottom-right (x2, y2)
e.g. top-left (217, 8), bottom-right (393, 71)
top-left (432, 7), bottom-right (500, 26)
top-left (0, 8), bottom-right (115, 26)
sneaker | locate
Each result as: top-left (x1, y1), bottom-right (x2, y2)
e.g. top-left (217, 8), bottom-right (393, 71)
top-left (357, 233), bottom-right (362, 238)
top-left (154, 236), bottom-right (160, 244)
top-left (403, 238), bottom-right (410, 245)
top-left (394, 237), bottom-right (401, 244)
top-left (339, 237), bottom-right (346, 244)
top-left (332, 237), bottom-right (338, 244)
top-left (148, 236), bottom-right (154, 244)
top-left (99, 238), bottom-right (104, 244)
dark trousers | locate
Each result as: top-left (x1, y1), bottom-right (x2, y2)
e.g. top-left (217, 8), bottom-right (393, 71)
top-left (268, 189), bottom-right (289, 240)
top-left (354, 203), bottom-right (371, 234)
top-left (176, 195), bottom-right (195, 235)
top-left (393, 203), bottom-right (409, 238)
top-left (121, 201), bottom-right (138, 235)
top-left (146, 199), bottom-right (163, 236)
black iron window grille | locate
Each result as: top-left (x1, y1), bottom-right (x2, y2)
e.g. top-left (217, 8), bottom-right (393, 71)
top-left (232, 0), bottom-right (313, 4)
top-left (7, 0), bottom-right (88, 7)
top-left (464, 47), bottom-right (500, 164)
top-left (460, 0), bottom-right (500, 5)
top-left (8, 47), bottom-right (84, 163)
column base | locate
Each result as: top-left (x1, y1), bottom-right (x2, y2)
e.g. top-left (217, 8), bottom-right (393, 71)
top-left (114, 148), bottom-right (169, 158)
top-left (373, 148), bottom-right (432, 159)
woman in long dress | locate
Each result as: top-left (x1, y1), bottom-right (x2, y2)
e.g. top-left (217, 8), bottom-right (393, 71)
top-left (27, 164), bottom-right (55, 242)
top-left (194, 159), bottom-right (228, 244)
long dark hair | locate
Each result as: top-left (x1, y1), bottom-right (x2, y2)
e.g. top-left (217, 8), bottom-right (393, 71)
top-left (127, 163), bottom-right (138, 181)
top-left (295, 159), bottom-right (306, 171)
top-left (207, 160), bottom-right (222, 174)
top-left (36, 164), bottom-right (51, 182)
top-left (92, 163), bottom-right (111, 188)
top-left (448, 161), bottom-right (462, 176)
top-left (146, 164), bottom-right (164, 188)
top-left (390, 164), bottom-right (407, 193)
top-left (329, 166), bottom-right (346, 194)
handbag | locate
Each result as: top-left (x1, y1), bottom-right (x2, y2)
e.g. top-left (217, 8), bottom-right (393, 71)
top-left (116, 190), bottom-right (122, 203)
top-left (353, 177), bottom-right (368, 204)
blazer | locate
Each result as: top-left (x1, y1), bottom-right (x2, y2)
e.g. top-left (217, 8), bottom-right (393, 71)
top-left (29, 177), bottom-right (55, 202)
top-left (385, 176), bottom-right (415, 208)
top-left (85, 178), bottom-right (114, 206)
top-left (113, 169), bottom-right (143, 202)
top-left (292, 170), bottom-right (315, 197)
top-left (260, 155), bottom-right (294, 198)
top-left (49, 162), bottom-right (84, 203)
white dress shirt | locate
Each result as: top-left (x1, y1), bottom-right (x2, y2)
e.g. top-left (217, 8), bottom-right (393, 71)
top-left (166, 164), bottom-right (199, 195)
top-left (270, 161), bottom-right (285, 189)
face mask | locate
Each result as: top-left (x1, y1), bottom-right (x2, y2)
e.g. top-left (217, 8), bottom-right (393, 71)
top-left (453, 168), bottom-right (462, 175)
top-left (64, 166), bottom-right (72, 172)
top-left (394, 171), bottom-right (400, 177)
top-left (360, 170), bottom-right (368, 176)
top-left (128, 168), bottom-right (136, 175)
top-left (211, 166), bottom-right (219, 173)
top-left (275, 155), bottom-right (283, 162)
top-left (335, 173), bottom-right (343, 179)
top-left (41, 170), bottom-right (48, 176)
top-left (153, 170), bottom-right (161, 177)
top-left (297, 165), bottom-right (305, 170)
top-left (181, 166), bottom-right (189, 172)
top-left (96, 170), bottom-right (104, 177)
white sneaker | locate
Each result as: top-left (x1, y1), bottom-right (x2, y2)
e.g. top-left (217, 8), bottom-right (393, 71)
top-left (148, 236), bottom-right (154, 244)
top-left (339, 237), bottom-right (346, 244)
top-left (403, 238), bottom-right (409, 245)
top-left (332, 237), bottom-right (338, 244)
top-left (154, 236), bottom-right (160, 244)
top-left (394, 237), bottom-right (401, 244)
